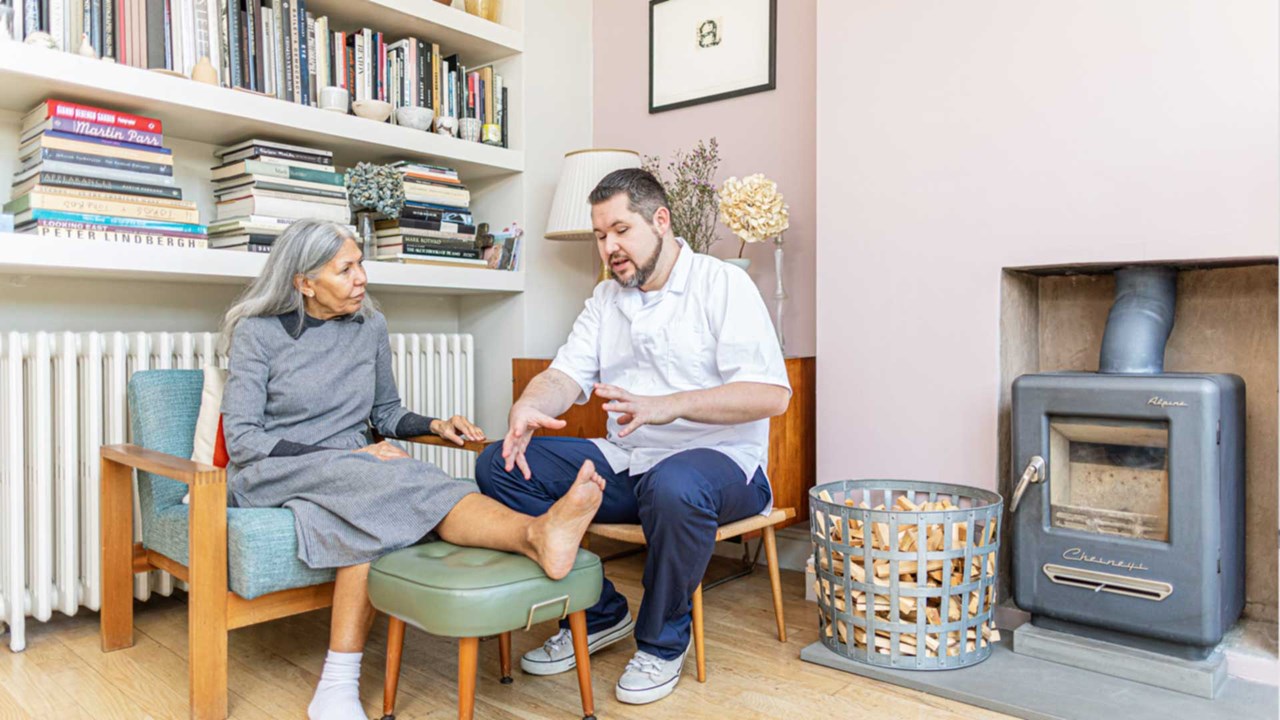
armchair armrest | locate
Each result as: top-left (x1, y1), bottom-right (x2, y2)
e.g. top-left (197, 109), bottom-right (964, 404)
top-left (100, 443), bottom-right (224, 485)
top-left (401, 434), bottom-right (493, 455)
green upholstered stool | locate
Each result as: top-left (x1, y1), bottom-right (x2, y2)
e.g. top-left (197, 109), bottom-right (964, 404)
top-left (368, 542), bottom-right (604, 720)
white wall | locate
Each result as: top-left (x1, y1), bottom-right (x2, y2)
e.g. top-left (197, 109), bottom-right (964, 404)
top-left (815, 1), bottom-right (1279, 489)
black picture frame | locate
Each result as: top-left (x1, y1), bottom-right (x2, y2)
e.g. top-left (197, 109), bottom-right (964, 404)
top-left (648, 0), bottom-right (777, 114)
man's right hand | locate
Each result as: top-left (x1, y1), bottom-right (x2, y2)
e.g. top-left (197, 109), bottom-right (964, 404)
top-left (503, 404), bottom-right (567, 480)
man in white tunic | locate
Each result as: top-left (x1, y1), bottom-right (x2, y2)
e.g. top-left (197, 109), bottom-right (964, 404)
top-left (476, 168), bottom-right (791, 705)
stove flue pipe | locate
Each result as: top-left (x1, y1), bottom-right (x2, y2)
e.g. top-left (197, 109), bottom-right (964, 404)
top-left (1098, 266), bottom-right (1177, 374)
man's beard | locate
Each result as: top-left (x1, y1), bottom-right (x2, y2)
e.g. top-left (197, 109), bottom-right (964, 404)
top-left (610, 231), bottom-right (663, 289)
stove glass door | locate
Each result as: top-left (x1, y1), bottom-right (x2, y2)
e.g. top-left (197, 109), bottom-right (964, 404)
top-left (1047, 418), bottom-right (1170, 542)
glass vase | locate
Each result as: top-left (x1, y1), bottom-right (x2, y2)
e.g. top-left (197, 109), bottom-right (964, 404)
top-left (356, 211), bottom-right (377, 260)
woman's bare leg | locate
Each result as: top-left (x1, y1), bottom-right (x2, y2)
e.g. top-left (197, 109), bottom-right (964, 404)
top-left (437, 460), bottom-right (605, 579)
top-left (309, 563), bottom-right (376, 720)
top-left (330, 563), bottom-right (377, 651)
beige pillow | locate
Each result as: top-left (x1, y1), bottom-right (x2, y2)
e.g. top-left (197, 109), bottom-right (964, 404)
top-left (186, 366), bottom-right (228, 504)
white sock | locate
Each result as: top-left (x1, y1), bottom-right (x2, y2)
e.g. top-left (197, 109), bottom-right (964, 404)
top-left (308, 650), bottom-right (365, 720)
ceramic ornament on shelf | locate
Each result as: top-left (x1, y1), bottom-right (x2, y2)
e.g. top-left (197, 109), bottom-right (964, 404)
top-left (24, 30), bottom-right (57, 49)
top-left (78, 34), bottom-right (97, 58)
top-left (435, 115), bottom-right (458, 137)
top-left (191, 56), bottom-right (218, 84)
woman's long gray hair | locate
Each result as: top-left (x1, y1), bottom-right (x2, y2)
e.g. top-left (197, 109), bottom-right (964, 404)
top-left (219, 219), bottom-right (378, 350)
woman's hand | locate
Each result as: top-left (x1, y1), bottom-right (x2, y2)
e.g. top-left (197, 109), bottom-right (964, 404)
top-left (431, 415), bottom-right (486, 446)
top-left (353, 440), bottom-right (410, 461)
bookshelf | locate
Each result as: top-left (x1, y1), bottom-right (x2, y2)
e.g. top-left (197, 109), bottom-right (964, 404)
top-left (0, 45), bottom-right (523, 179)
top-left (0, 0), bottom-right (554, 430)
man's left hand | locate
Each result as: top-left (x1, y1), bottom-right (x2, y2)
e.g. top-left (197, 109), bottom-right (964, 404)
top-left (594, 383), bottom-right (680, 438)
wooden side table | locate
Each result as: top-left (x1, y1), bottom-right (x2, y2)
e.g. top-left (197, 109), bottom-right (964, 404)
top-left (511, 356), bottom-right (815, 529)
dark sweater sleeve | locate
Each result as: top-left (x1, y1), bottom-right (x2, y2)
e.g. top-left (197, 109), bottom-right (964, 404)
top-left (269, 439), bottom-right (330, 457)
top-left (388, 412), bottom-right (437, 439)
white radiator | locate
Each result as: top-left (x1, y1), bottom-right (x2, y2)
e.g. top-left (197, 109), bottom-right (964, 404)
top-left (0, 330), bottom-right (474, 652)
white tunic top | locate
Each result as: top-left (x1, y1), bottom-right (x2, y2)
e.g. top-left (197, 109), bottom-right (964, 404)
top-left (550, 238), bottom-right (791, 497)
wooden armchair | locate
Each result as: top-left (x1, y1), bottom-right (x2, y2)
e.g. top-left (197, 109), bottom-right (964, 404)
top-left (100, 368), bottom-right (487, 720)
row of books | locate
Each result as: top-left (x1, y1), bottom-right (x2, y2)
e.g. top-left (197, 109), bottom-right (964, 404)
top-left (4, 98), bottom-right (208, 249)
top-left (374, 161), bottom-right (482, 268)
top-left (207, 138), bottom-right (351, 252)
top-left (5, 0), bottom-right (510, 147)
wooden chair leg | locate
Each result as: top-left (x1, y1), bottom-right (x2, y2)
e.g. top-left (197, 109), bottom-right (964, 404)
top-left (692, 583), bottom-right (706, 683)
top-left (189, 475), bottom-right (229, 720)
top-left (382, 616), bottom-right (407, 720)
top-left (762, 525), bottom-right (787, 643)
top-left (457, 637), bottom-right (480, 720)
top-left (567, 611), bottom-right (596, 720)
top-left (100, 456), bottom-right (135, 652)
top-left (498, 631), bottom-right (513, 684)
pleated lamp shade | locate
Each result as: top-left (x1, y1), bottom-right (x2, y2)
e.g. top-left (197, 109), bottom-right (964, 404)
top-left (545, 149), bottom-right (641, 241)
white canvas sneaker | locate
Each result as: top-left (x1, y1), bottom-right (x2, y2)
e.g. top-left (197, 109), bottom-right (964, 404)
top-left (614, 645), bottom-right (689, 705)
top-left (520, 614), bottom-right (635, 676)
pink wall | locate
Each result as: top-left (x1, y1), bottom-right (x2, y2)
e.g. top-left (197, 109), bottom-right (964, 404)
top-left (592, 0), bottom-right (817, 356)
top-left (815, 1), bottom-right (1279, 489)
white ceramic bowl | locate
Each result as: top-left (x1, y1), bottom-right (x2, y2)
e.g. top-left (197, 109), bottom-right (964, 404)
top-left (352, 99), bottom-right (393, 122)
top-left (395, 106), bottom-right (435, 131)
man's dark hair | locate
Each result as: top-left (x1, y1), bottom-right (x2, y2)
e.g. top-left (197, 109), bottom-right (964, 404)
top-left (588, 168), bottom-right (670, 225)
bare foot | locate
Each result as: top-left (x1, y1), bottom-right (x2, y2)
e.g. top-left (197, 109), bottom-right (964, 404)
top-left (528, 460), bottom-right (605, 580)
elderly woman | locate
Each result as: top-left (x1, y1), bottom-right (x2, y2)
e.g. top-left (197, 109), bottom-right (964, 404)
top-left (220, 219), bottom-right (605, 720)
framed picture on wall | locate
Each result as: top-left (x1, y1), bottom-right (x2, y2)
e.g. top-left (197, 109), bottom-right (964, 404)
top-left (649, 0), bottom-right (777, 114)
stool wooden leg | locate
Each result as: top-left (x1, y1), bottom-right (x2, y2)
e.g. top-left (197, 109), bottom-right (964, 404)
top-left (692, 583), bottom-right (706, 683)
top-left (762, 525), bottom-right (787, 643)
top-left (498, 631), bottom-right (513, 684)
top-left (567, 611), bottom-right (596, 720)
top-left (382, 616), bottom-right (406, 720)
top-left (458, 637), bottom-right (480, 720)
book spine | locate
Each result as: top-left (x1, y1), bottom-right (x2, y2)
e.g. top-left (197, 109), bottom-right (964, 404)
top-left (22, 0), bottom-right (37, 37)
top-left (144, 0), bottom-right (165, 68)
top-left (38, 130), bottom-right (170, 155)
top-left (305, 12), bottom-right (315, 105)
top-left (240, 160), bottom-right (341, 184)
top-left (36, 171), bottom-right (183, 199)
top-left (280, 0), bottom-right (292, 101)
top-left (33, 160), bottom-right (177, 187)
top-left (31, 218), bottom-right (203, 238)
top-left (29, 208), bottom-right (204, 233)
top-left (396, 245), bottom-right (482, 259)
top-left (218, 0), bottom-right (231, 82)
top-left (241, 0), bottom-right (255, 90)
top-left (48, 0), bottom-right (63, 48)
top-left (394, 219), bottom-right (477, 235)
top-left (35, 225), bottom-right (208, 248)
top-left (225, 0), bottom-right (241, 85)
top-left (270, 0), bottom-right (283, 97)
top-left (23, 192), bottom-right (199, 223)
top-left (163, 0), bottom-right (173, 69)
top-left (295, 0), bottom-right (308, 106)
top-left (33, 149), bottom-right (172, 176)
top-left (33, 100), bottom-right (162, 133)
top-left (48, 117), bottom-right (163, 147)
top-left (500, 85), bottom-right (508, 147)
top-left (101, 0), bottom-right (114, 58)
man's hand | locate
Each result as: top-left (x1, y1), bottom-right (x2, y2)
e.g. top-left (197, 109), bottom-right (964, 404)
top-left (503, 404), bottom-right (568, 479)
top-left (431, 415), bottom-right (486, 446)
top-left (594, 383), bottom-right (681, 438)
top-left (353, 440), bottom-right (411, 462)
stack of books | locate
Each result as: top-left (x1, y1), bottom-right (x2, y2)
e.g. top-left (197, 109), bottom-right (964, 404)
top-left (208, 139), bottom-right (350, 252)
top-left (5, 99), bottom-right (206, 250)
top-left (374, 162), bottom-right (483, 267)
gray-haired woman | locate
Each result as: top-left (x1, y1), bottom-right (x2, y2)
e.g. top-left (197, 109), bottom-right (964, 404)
top-left (220, 219), bottom-right (605, 720)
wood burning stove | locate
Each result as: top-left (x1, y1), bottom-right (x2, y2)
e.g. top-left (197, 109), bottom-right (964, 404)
top-left (1011, 267), bottom-right (1245, 650)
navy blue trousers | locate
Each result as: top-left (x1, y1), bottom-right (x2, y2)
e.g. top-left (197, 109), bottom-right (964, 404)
top-left (475, 437), bottom-right (770, 660)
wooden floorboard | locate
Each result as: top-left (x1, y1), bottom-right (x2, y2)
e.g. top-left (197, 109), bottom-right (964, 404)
top-left (0, 552), bottom-right (1015, 719)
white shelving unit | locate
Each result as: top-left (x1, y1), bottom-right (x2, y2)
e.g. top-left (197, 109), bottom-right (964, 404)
top-left (0, 233), bottom-right (524, 294)
top-left (0, 0), bottom-right (525, 287)
top-left (0, 44), bottom-right (523, 179)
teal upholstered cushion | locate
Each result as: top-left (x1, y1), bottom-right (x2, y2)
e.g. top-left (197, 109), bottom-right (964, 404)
top-left (127, 369), bottom-right (335, 599)
top-left (368, 542), bottom-right (603, 637)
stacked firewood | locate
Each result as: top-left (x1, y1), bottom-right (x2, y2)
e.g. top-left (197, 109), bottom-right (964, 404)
top-left (814, 490), bottom-right (1001, 658)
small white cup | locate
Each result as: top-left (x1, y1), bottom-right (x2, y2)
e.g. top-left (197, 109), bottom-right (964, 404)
top-left (320, 86), bottom-right (350, 113)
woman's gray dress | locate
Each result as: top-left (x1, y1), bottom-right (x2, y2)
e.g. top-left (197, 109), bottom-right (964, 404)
top-left (220, 310), bottom-right (477, 569)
